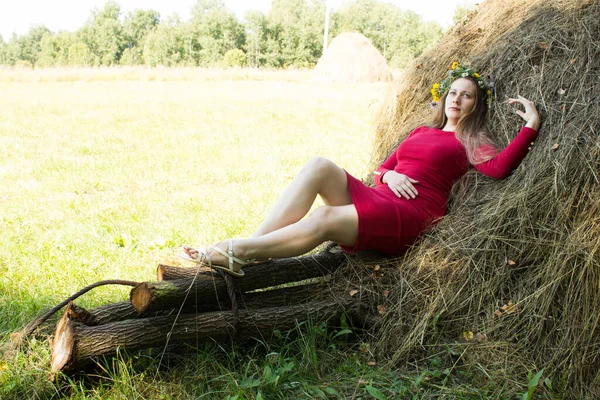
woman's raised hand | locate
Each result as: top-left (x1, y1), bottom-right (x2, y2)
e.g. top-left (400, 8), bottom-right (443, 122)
top-left (383, 171), bottom-right (419, 199)
top-left (508, 95), bottom-right (541, 131)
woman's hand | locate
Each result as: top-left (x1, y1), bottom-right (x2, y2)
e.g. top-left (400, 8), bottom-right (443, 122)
top-left (383, 171), bottom-right (419, 199)
top-left (508, 95), bottom-right (541, 131)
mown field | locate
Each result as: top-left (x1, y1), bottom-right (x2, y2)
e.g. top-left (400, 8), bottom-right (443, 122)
top-left (0, 68), bottom-right (435, 399)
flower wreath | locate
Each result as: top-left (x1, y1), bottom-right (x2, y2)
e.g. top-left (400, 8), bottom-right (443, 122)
top-left (430, 61), bottom-right (493, 107)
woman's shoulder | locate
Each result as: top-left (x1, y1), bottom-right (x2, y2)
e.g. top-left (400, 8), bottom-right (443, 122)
top-left (408, 125), bottom-right (446, 137)
top-left (409, 125), bottom-right (434, 136)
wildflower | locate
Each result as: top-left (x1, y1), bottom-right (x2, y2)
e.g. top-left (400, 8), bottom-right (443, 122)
top-left (451, 61), bottom-right (459, 69)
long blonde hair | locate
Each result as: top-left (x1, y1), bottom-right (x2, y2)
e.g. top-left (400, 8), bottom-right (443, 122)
top-left (430, 77), bottom-right (498, 164)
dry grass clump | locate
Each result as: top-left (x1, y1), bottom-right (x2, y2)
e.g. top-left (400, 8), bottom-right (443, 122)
top-left (312, 32), bottom-right (393, 83)
top-left (353, 0), bottom-right (599, 396)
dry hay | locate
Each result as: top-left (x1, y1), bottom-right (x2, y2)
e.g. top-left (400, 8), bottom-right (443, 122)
top-left (312, 32), bottom-right (393, 83)
top-left (341, 0), bottom-right (599, 396)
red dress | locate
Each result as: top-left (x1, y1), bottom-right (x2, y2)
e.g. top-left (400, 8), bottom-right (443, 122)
top-left (341, 126), bottom-right (539, 255)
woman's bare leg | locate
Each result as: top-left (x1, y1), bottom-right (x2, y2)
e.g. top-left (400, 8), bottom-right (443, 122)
top-left (184, 204), bottom-right (358, 272)
top-left (251, 156), bottom-right (352, 237)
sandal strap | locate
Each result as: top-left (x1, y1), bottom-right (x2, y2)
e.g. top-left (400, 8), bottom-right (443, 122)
top-left (211, 240), bottom-right (253, 273)
top-left (198, 248), bottom-right (212, 268)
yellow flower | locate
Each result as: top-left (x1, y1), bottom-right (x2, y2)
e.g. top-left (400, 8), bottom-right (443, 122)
top-left (433, 95), bottom-right (440, 102)
top-left (474, 72), bottom-right (480, 78)
top-left (433, 83), bottom-right (440, 89)
top-left (451, 61), bottom-right (458, 70)
top-left (487, 89), bottom-right (492, 95)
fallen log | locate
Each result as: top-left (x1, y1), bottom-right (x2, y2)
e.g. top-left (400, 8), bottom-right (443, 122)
top-left (157, 263), bottom-right (213, 281)
top-left (51, 299), bottom-right (348, 374)
top-left (66, 301), bottom-right (170, 326)
top-left (156, 249), bottom-right (344, 282)
top-left (69, 283), bottom-right (332, 326)
top-left (131, 248), bottom-right (346, 314)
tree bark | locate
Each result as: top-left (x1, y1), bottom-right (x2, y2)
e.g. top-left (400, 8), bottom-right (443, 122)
top-left (69, 283), bottom-right (331, 326)
top-left (156, 249), bottom-right (345, 281)
top-left (65, 301), bottom-right (174, 326)
top-left (131, 248), bottom-right (346, 314)
top-left (157, 263), bottom-right (213, 281)
top-left (51, 299), bottom-right (348, 374)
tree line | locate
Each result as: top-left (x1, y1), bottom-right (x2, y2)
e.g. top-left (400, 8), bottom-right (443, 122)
top-left (0, 0), bottom-right (456, 69)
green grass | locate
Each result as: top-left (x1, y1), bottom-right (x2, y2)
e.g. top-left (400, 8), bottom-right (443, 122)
top-left (0, 68), bottom-right (504, 399)
top-left (0, 69), bottom-right (384, 398)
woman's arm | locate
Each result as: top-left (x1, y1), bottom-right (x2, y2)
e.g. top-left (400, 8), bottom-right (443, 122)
top-left (373, 127), bottom-right (422, 185)
top-left (474, 96), bottom-right (541, 179)
top-left (374, 149), bottom-right (399, 185)
top-left (473, 126), bottom-right (538, 178)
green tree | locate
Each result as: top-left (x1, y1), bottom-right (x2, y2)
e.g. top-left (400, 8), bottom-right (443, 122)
top-left (242, 11), bottom-right (268, 67)
top-left (143, 16), bottom-right (194, 66)
top-left (6, 25), bottom-right (52, 66)
top-left (37, 33), bottom-right (59, 67)
top-left (122, 9), bottom-right (160, 65)
top-left (223, 48), bottom-right (246, 67)
top-left (0, 35), bottom-right (5, 64)
top-left (79, 1), bottom-right (124, 66)
top-left (268, 0), bottom-right (325, 67)
top-left (67, 39), bottom-right (97, 66)
top-left (190, 0), bottom-right (245, 66)
top-left (1, 34), bottom-right (21, 66)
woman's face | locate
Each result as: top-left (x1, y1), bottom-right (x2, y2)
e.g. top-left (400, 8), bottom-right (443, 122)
top-left (444, 78), bottom-right (477, 123)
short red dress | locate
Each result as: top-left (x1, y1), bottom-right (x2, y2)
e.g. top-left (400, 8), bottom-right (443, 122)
top-left (341, 125), bottom-right (539, 256)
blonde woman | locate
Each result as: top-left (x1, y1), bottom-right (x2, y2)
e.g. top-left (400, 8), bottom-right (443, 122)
top-left (182, 63), bottom-right (541, 277)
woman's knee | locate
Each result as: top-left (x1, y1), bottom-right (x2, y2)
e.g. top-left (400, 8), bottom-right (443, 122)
top-left (308, 205), bottom-right (357, 241)
top-left (304, 156), bottom-right (337, 176)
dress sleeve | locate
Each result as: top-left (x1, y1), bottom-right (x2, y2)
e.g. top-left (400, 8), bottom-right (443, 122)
top-left (473, 126), bottom-right (539, 179)
top-left (374, 127), bottom-right (421, 186)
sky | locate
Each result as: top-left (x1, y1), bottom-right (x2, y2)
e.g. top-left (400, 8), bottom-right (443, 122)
top-left (0, 0), bottom-right (475, 41)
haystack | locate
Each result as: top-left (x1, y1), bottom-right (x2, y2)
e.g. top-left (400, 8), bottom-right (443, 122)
top-left (312, 32), bottom-right (393, 83)
top-left (351, 0), bottom-right (599, 396)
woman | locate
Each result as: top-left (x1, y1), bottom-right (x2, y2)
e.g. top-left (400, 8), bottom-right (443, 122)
top-left (182, 62), bottom-right (541, 277)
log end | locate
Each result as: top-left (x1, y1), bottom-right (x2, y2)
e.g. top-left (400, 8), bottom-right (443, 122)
top-left (130, 282), bottom-right (153, 314)
top-left (67, 302), bottom-right (99, 326)
top-left (156, 264), bottom-right (167, 281)
top-left (51, 302), bottom-right (76, 376)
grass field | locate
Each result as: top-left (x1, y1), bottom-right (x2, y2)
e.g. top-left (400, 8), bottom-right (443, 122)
top-left (0, 68), bottom-right (442, 399)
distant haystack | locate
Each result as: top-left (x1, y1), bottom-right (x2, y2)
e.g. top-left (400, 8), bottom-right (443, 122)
top-left (312, 32), bottom-right (393, 83)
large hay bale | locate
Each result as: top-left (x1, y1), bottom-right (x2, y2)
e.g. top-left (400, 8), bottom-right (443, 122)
top-left (360, 0), bottom-right (599, 396)
top-left (312, 32), bottom-right (393, 83)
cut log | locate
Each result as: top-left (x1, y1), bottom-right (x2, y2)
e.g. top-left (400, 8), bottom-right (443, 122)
top-left (157, 263), bottom-right (213, 281)
top-left (66, 301), bottom-right (172, 326)
top-left (156, 249), bottom-right (345, 282)
top-left (70, 283), bottom-right (331, 326)
top-left (51, 299), bottom-right (348, 374)
top-left (132, 248), bottom-right (346, 314)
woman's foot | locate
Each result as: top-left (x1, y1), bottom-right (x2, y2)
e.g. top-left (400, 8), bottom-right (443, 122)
top-left (181, 244), bottom-right (272, 265)
top-left (181, 241), bottom-right (252, 277)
